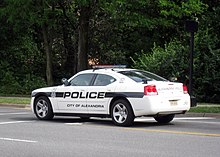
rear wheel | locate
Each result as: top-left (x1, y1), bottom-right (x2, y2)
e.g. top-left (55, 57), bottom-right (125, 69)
top-left (111, 99), bottom-right (134, 126)
top-left (154, 114), bottom-right (175, 124)
top-left (34, 96), bottom-right (54, 120)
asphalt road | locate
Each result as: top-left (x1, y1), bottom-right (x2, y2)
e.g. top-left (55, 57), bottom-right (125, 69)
top-left (0, 107), bottom-right (220, 157)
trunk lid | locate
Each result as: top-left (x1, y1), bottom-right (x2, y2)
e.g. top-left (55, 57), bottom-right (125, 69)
top-left (146, 81), bottom-right (186, 96)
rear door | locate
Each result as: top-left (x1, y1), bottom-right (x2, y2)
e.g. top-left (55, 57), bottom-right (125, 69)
top-left (86, 74), bottom-right (117, 114)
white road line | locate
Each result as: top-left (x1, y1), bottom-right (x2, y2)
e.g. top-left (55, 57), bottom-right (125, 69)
top-left (0, 121), bottom-right (34, 125)
top-left (135, 118), bottom-right (155, 122)
top-left (0, 137), bottom-right (37, 143)
top-left (0, 112), bottom-right (31, 116)
top-left (65, 123), bottom-right (83, 126)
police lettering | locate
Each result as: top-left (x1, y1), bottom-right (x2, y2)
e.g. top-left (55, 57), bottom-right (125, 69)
top-left (63, 92), bottom-right (105, 99)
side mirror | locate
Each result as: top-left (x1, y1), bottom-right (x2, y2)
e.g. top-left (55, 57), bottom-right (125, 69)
top-left (61, 78), bottom-right (70, 86)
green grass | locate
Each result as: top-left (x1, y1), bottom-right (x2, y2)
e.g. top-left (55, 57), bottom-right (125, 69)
top-left (189, 106), bottom-right (220, 113)
top-left (0, 97), bottom-right (31, 105)
top-left (189, 103), bottom-right (220, 113)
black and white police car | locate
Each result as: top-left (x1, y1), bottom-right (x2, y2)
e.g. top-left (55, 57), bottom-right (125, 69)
top-left (31, 65), bottom-right (190, 126)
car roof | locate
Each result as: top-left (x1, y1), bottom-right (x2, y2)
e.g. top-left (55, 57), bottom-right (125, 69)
top-left (79, 68), bottom-right (135, 73)
top-left (68, 67), bottom-right (167, 82)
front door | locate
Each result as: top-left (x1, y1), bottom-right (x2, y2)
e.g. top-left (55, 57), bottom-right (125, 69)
top-left (57, 73), bottom-right (95, 113)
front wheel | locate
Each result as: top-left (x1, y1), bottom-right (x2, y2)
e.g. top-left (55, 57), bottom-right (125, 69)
top-left (34, 96), bottom-right (54, 120)
top-left (111, 99), bottom-right (134, 126)
top-left (154, 114), bottom-right (175, 124)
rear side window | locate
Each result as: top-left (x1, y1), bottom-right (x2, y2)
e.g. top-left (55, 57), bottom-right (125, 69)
top-left (93, 74), bottom-right (116, 86)
top-left (119, 70), bottom-right (167, 82)
top-left (70, 74), bottom-right (95, 86)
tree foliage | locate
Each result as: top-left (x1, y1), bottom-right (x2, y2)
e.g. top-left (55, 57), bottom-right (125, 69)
top-left (0, 0), bottom-right (219, 102)
top-left (132, 40), bottom-right (188, 82)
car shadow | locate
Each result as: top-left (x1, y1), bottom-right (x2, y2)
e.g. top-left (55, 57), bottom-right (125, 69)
top-left (51, 116), bottom-right (174, 128)
top-left (10, 115), bottom-right (174, 128)
top-left (52, 117), bottom-right (114, 126)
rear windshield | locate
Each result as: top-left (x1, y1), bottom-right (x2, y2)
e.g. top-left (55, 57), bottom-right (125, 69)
top-left (118, 70), bottom-right (167, 82)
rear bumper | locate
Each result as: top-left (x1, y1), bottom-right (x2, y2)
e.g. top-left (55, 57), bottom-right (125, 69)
top-left (130, 94), bottom-right (191, 117)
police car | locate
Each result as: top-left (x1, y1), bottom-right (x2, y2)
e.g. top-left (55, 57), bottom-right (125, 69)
top-left (31, 65), bottom-right (190, 126)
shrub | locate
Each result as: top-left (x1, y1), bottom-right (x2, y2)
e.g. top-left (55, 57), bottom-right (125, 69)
top-left (132, 39), bottom-right (188, 83)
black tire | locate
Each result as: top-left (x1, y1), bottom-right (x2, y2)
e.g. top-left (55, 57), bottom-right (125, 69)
top-left (80, 117), bottom-right (90, 121)
top-left (34, 96), bottom-right (54, 120)
top-left (154, 114), bottom-right (175, 124)
top-left (111, 99), bottom-right (134, 126)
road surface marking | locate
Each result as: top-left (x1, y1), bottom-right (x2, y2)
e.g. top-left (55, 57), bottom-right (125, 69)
top-left (0, 137), bottom-right (37, 143)
top-left (65, 123), bottom-right (83, 126)
top-left (0, 112), bottom-right (30, 116)
top-left (124, 128), bottom-right (220, 137)
top-left (0, 121), bottom-right (33, 125)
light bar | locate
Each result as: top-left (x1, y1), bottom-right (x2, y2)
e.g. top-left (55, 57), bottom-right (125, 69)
top-left (92, 65), bottom-right (127, 69)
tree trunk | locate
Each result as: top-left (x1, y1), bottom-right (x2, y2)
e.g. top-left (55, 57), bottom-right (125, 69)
top-left (59, 1), bottom-right (77, 75)
top-left (42, 23), bottom-right (54, 86)
top-left (62, 18), bottom-right (77, 75)
top-left (77, 5), bottom-right (90, 72)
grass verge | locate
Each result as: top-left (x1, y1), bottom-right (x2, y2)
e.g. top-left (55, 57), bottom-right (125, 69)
top-left (189, 103), bottom-right (220, 113)
top-left (189, 106), bottom-right (220, 113)
top-left (0, 97), bottom-right (31, 105)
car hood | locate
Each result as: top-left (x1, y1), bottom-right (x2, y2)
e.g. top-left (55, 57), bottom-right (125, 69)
top-left (31, 86), bottom-right (59, 95)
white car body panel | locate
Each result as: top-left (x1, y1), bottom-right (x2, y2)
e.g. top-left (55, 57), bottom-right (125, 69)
top-left (31, 68), bottom-right (190, 118)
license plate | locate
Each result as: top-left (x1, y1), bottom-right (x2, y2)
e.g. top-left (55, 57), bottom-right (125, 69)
top-left (170, 100), bottom-right (178, 106)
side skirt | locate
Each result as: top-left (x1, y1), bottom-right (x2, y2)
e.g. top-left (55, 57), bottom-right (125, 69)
top-left (54, 113), bottom-right (110, 118)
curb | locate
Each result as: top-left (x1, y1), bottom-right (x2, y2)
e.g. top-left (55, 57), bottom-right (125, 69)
top-left (184, 112), bottom-right (220, 118)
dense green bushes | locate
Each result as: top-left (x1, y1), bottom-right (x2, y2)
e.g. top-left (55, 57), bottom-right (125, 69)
top-left (132, 40), bottom-right (188, 83)
top-left (193, 29), bottom-right (220, 103)
top-left (132, 34), bottom-right (220, 103)
top-left (0, 36), bottom-right (47, 95)
top-left (0, 71), bottom-right (46, 95)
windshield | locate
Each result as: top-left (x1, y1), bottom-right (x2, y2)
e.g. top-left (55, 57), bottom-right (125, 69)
top-left (118, 70), bottom-right (167, 82)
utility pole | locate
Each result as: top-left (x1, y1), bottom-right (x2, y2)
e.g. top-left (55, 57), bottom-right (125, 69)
top-left (185, 20), bottom-right (198, 107)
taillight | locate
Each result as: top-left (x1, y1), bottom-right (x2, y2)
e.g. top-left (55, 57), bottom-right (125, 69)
top-left (144, 85), bottom-right (158, 96)
top-left (183, 85), bottom-right (188, 94)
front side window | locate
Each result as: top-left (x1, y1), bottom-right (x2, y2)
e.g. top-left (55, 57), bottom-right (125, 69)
top-left (93, 74), bottom-right (116, 86)
top-left (70, 74), bottom-right (95, 86)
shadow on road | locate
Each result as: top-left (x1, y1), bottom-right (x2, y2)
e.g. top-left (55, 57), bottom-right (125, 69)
top-left (50, 116), bottom-right (174, 128)
top-left (9, 113), bottom-right (174, 128)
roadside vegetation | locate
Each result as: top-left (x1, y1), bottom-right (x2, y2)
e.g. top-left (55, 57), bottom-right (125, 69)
top-left (189, 103), bottom-right (220, 113)
top-left (0, 97), bottom-right (31, 105)
top-left (0, 0), bottom-right (219, 104)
